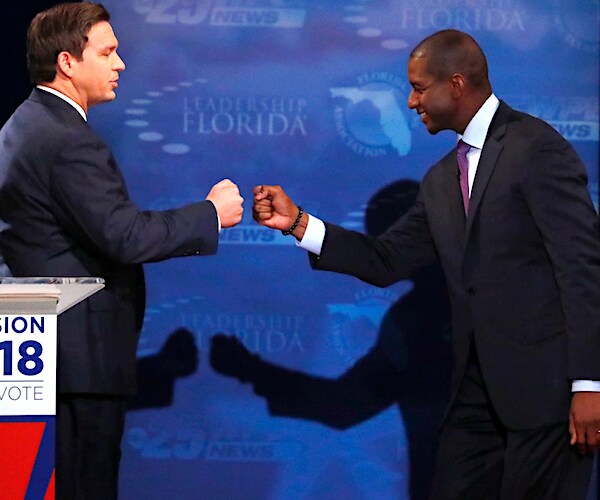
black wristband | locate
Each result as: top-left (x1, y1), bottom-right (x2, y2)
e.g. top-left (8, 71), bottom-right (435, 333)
top-left (281, 206), bottom-right (304, 236)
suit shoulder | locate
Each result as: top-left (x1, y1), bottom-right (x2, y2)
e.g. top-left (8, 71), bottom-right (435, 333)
top-left (496, 104), bottom-right (586, 177)
top-left (0, 99), bottom-right (111, 179)
top-left (422, 148), bottom-right (456, 184)
top-left (8, 98), bottom-right (88, 140)
top-left (504, 106), bottom-right (566, 145)
top-left (17, 99), bottom-right (105, 146)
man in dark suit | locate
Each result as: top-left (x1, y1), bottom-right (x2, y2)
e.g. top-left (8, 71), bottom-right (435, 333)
top-left (0, 3), bottom-right (243, 499)
top-left (253, 29), bottom-right (600, 498)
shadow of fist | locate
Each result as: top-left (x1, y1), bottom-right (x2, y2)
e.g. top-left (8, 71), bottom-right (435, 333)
top-left (210, 333), bottom-right (260, 383)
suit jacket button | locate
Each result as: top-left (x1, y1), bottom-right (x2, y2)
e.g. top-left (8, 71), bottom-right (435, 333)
top-left (467, 287), bottom-right (476, 296)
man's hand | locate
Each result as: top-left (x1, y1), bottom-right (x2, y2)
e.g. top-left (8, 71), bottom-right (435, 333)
top-left (569, 392), bottom-right (600, 454)
top-left (206, 179), bottom-right (244, 228)
top-left (253, 185), bottom-right (307, 239)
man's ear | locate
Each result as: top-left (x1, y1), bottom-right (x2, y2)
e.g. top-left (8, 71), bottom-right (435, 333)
top-left (56, 51), bottom-right (75, 78)
top-left (450, 73), bottom-right (466, 99)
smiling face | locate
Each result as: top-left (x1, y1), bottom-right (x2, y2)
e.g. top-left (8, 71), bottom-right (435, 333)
top-left (407, 57), bottom-right (458, 135)
top-left (70, 21), bottom-right (125, 111)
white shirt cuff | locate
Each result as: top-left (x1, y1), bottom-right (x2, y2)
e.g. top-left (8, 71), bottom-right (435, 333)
top-left (296, 214), bottom-right (325, 255)
top-left (572, 380), bottom-right (600, 392)
top-left (217, 213), bottom-right (221, 233)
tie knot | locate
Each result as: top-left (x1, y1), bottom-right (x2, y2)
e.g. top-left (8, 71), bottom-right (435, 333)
top-left (457, 140), bottom-right (470, 156)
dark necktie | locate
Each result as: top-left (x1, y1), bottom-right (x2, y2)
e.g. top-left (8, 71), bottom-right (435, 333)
top-left (456, 140), bottom-right (470, 214)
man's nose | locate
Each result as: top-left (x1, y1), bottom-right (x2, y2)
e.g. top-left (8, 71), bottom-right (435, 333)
top-left (114, 52), bottom-right (126, 71)
top-left (407, 89), bottom-right (418, 109)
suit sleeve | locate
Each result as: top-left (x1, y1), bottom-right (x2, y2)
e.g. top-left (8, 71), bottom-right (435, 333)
top-left (521, 129), bottom-right (600, 379)
top-left (49, 131), bottom-right (218, 264)
top-left (310, 191), bottom-right (438, 287)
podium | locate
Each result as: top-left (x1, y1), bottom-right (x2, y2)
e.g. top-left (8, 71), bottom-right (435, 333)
top-left (0, 277), bottom-right (104, 500)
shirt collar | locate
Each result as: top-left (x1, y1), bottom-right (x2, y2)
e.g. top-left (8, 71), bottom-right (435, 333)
top-left (36, 85), bottom-right (87, 122)
top-left (458, 93), bottom-right (499, 150)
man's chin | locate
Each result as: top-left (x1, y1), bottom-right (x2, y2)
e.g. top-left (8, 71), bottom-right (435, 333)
top-left (425, 123), bottom-right (441, 135)
top-left (102, 92), bottom-right (118, 103)
top-left (421, 115), bottom-right (439, 135)
top-left (88, 93), bottom-right (117, 109)
top-left (424, 120), bottom-right (449, 135)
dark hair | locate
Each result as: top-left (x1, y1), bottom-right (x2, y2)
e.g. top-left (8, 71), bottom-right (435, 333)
top-left (26, 2), bottom-right (110, 84)
top-left (410, 29), bottom-right (489, 89)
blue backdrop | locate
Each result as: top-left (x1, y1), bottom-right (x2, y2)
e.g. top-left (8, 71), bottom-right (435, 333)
top-left (85, 1), bottom-right (599, 498)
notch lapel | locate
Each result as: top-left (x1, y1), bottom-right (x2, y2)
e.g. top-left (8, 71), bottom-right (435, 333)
top-left (436, 152), bottom-right (467, 248)
top-left (464, 102), bottom-right (510, 241)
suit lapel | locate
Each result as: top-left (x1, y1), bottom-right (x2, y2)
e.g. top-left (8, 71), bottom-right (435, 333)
top-left (437, 152), bottom-right (467, 245)
top-left (448, 159), bottom-right (467, 235)
top-left (464, 102), bottom-right (510, 241)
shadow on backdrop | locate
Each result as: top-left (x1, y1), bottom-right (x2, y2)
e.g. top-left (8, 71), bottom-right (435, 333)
top-left (210, 180), bottom-right (452, 499)
top-left (129, 328), bottom-right (199, 411)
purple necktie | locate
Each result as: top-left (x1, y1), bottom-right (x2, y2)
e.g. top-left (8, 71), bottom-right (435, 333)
top-left (456, 140), bottom-right (470, 214)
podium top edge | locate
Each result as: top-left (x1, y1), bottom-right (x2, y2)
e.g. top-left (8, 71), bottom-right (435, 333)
top-left (0, 277), bottom-right (105, 285)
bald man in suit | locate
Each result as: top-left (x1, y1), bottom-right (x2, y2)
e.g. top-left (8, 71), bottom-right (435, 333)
top-left (253, 30), bottom-right (600, 499)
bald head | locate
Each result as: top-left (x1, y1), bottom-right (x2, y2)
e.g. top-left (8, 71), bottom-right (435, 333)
top-left (407, 30), bottom-right (493, 134)
top-left (410, 30), bottom-right (490, 91)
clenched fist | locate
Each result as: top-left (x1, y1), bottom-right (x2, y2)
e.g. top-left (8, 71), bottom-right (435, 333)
top-left (206, 179), bottom-right (244, 228)
top-left (253, 184), bottom-right (307, 239)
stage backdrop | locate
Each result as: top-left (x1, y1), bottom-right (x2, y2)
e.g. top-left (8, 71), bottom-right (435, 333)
top-left (87, 1), bottom-right (599, 498)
